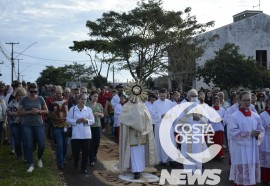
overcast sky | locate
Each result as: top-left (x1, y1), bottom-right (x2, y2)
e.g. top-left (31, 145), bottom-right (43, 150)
top-left (0, 0), bottom-right (269, 85)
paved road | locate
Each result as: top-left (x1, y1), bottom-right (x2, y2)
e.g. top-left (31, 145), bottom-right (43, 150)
top-left (62, 140), bottom-right (108, 186)
top-left (62, 135), bottom-right (266, 186)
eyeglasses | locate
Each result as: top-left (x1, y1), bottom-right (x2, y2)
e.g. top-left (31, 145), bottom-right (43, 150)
top-left (29, 91), bottom-right (37, 94)
top-left (81, 92), bottom-right (87, 94)
top-left (64, 92), bottom-right (70, 94)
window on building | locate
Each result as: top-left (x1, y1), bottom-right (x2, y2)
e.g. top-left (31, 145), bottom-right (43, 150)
top-left (256, 50), bottom-right (267, 68)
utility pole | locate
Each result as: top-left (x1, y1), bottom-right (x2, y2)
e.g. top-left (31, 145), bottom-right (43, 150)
top-left (16, 59), bottom-right (23, 81)
top-left (20, 75), bottom-right (24, 81)
top-left (112, 65), bottom-right (115, 87)
top-left (6, 42), bottom-right (19, 83)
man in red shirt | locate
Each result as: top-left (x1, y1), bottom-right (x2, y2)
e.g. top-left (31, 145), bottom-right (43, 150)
top-left (98, 86), bottom-right (111, 108)
top-left (98, 86), bottom-right (112, 132)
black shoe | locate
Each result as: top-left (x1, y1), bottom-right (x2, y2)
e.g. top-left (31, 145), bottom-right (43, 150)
top-left (74, 160), bottom-right (78, 170)
top-left (81, 169), bottom-right (88, 174)
top-left (133, 172), bottom-right (140, 179)
top-left (2, 139), bottom-right (8, 145)
top-left (58, 164), bottom-right (64, 170)
top-left (89, 162), bottom-right (95, 167)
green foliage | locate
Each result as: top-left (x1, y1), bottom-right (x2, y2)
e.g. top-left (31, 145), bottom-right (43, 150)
top-left (92, 75), bottom-right (108, 88)
top-left (168, 33), bottom-right (219, 91)
top-left (0, 143), bottom-right (62, 186)
top-left (64, 62), bottom-right (94, 82)
top-left (70, 0), bottom-right (214, 81)
top-left (197, 43), bottom-right (270, 91)
top-left (36, 62), bottom-right (94, 87)
top-left (145, 76), bottom-right (155, 89)
top-left (36, 66), bottom-right (69, 87)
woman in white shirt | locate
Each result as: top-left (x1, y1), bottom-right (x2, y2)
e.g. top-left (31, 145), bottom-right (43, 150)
top-left (66, 94), bottom-right (95, 174)
top-left (0, 98), bottom-right (7, 145)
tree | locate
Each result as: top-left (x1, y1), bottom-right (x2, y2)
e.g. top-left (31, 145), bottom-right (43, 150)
top-left (69, 0), bottom-right (214, 81)
top-left (87, 52), bottom-right (117, 79)
top-left (92, 75), bottom-right (108, 88)
top-left (65, 62), bottom-right (94, 82)
top-left (145, 76), bottom-right (155, 89)
top-left (36, 66), bottom-right (70, 87)
top-left (36, 63), bottom-right (94, 87)
top-left (197, 43), bottom-right (270, 93)
top-left (168, 33), bottom-right (218, 91)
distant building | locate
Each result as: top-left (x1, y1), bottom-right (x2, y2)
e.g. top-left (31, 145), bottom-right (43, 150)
top-left (194, 10), bottom-right (270, 89)
top-left (233, 10), bottom-right (263, 22)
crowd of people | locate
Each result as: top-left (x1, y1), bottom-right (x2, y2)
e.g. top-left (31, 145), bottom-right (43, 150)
top-left (0, 80), bottom-right (270, 185)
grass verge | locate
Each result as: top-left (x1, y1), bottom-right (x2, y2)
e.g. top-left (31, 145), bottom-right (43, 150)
top-left (0, 141), bottom-right (63, 186)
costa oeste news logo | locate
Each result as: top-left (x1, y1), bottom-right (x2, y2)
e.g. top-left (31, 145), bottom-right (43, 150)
top-left (159, 102), bottom-right (222, 185)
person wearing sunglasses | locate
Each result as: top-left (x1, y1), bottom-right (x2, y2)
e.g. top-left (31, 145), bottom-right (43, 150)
top-left (228, 91), bottom-right (265, 186)
top-left (17, 83), bottom-right (48, 173)
top-left (256, 92), bottom-right (266, 114)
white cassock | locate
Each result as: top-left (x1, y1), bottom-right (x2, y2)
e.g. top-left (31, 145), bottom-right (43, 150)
top-left (228, 110), bottom-right (265, 185)
top-left (153, 99), bottom-right (174, 163)
top-left (130, 145), bottom-right (146, 172)
top-left (211, 107), bottom-right (225, 132)
top-left (145, 101), bottom-right (159, 126)
top-left (224, 103), bottom-right (257, 152)
top-left (260, 111), bottom-right (270, 168)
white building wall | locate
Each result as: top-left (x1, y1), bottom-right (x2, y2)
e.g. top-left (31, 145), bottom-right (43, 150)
top-left (196, 13), bottom-right (270, 89)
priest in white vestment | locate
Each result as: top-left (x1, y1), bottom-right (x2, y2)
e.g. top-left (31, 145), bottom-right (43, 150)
top-left (119, 82), bottom-right (158, 179)
top-left (228, 91), bottom-right (265, 186)
top-left (179, 89), bottom-right (208, 174)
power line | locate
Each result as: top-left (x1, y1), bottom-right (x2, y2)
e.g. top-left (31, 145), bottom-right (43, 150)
top-left (13, 52), bottom-right (90, 63)
top-left (0, 41), bottom-right (10, 55)
top-left (0, 42), bottom-right (11, 61)
top-left (20, 61), bottom-right (60, 67)
top-left (14, 42), bottom-right (37, 59)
